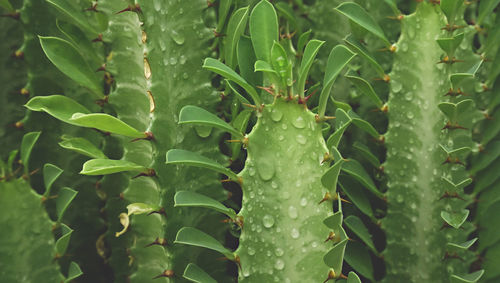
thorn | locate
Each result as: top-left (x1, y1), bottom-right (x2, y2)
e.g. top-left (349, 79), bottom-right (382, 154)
top-left (153, 270), bottom-right (175, 279)
top-left (222, 216), bottom-right (244, 228)
top-left (323, 269), bottom-right (337, 283)
top-left (96, 64), bottom-right (106, 72)
top-left (116, 4), bottom-right (141, 14)
top-left (442, 121), bottom-right (467, 131)
top-left (145, 237), bottom-right (168, 247)
top-left (242, 103), bottom-right (257, 110)
top-left (226, 139), bottom-right (242, 143)
top-left (104, 72), bottom-right (114, 86)
top-left (439, 191), bottom-right (465, 201)
top-left (315, 115), bottom-right (336, 123)
top-left (207, 0), bottom-right (215, 7)
top-left (212, 29), bottom-right (225, 37)
top-left (387, 14), bottom-right (404, 21)
top-left (441, 24), bottom-right (465, 32)
top-left (15, 121), bottom-right (24, 129)
top-left (84, 2), bottom-right (98, 12)
top-left (437, 56), bottom-right (463, 64)
top-left (0, 12), bottom-right (20, 20)
top-left (319, 192), bottom-right (333, 204)
top-left (324, 231), bottom-right (337, 243)
top-left (92, 34), bottom-right (103, 42)
top-left (131, 131), bottom-right (155, 142)
top-left (321, 153), bottom-right (332, 164)
top-left (299, 89), bottom-right (318, 105)
top-left (389, 44), bottom-right (397, 53)
top-left (481, 83), bottom-right (490, 91)
top-left (95, 95), bottom-right (109, 107)
top-left (12, 50), bottom-right (24, 59)
top-left (257, 86), bottom-right (276, 97)
top-left (19, 88), bottom-right (29, 96)
top-left (443, 252), bottom-right (464, 261)
top-left (147, 207), bottom-right (166, 217)
top-left (429, 0), bottom-right (440, 4)
top-left (132, 168), bottom-right (156, 179)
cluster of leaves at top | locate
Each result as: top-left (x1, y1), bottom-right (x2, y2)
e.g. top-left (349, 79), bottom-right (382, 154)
top-left (1, 0), bottom-right (499, 282)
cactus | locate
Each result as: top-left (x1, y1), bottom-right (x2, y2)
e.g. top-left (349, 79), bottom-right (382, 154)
top-left (1, 0), bottom-right (499, 282)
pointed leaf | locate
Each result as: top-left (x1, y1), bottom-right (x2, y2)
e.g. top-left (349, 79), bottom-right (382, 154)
top-left (55, 224), bottom-right (73, 256)
top-left (271, 41), bottom-right (292, 86)
top-left (342, 159), bottom-right (382, 198)
top-left (65, 262), bottom-right (83, 282)
top-left (323, 238), bottom-right (348, 272)
top-left (249, 0), bottom-right (278, 63)
top-left (441, 209), bottom-right (469, 229)
top-left (166, 149), bottom-right (238, 181)
top-left (183, 263), bottom-right (217, 283)
top-left (25, 95), bottom-right (91, 126)
top-left (349, 111), bottom-right (380, 138)
top-left (470, 141), bottom-right (500, 174)
top-left (224, 7), bottom-right (249, 68)
top-left (237, 36), bottom-right (261, 86)
top-left (327, 109), bottom-right (352, 149)
top-left (335, 2), bottom-right (390, 46)
top-left (297, 30), bottom-right (312, 55)
top-left (254, 60), bottom-right (280, 84)
top-left (56, 187), bottom-right (77, 221)
top-left (447, 238), bottom-right (477, 250)
top-left (346, 74), bottom-right (383, 108)
top-left (70, 113), bottom-right (145, 138)
top-left (47, 0), bottom-right (99, 35)
top-left (478, 0), bottom-right (500, 24)
top-left (58, 136), bottom-right (107, 159)
top-left (344, 241), bottom-right (374, 280)
top-left (319, 45), bottom-right (356, 117)
top-left (339, 177), bottom-right (373, 217)
top-left (347, 272), bottom-right (362, 283)
top-left (344, 215), bottom-right (376, 252)
top-left (450, 270), bottom-right (484, 283)
top-left (436, 33), bottom-right (464, 55)
top-left (440, 0), bottom-right (463, 23)
top-left (450, 60), bottom-right (483, 89)
top-left (321, 159), bottom-right (344, 192)
top-left (353, 142), bottom-right (380, 167)
top-left (174, 191), bottom-right (236, 218)
top-left (175, 227), bottom-right (234, 259)
top-left (179, 106), bottom-right (242, 138)
top-left (344, 34), bottom-right (385, 78)
top-left (43, 164), bottom-right (63, 196)
top-left (80, 159), bottom-right (146, 175)
top-left (39, 36), bottom-right (101, 95)
top-left (298, 40), bottom-right (325, 96)
top-left (203, 58), bottom-right (260, 105)
top-left (21, 132), bottom-right (41, 175)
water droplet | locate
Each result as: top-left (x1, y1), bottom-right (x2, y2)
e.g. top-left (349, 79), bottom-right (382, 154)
top-left (292, 116), bottom-right (306, 128)
top-left (391, 80), bottom-right (402, 93)
top-left (281, 123), bottom-right (288, 130)
top-left (274, 259), bottom-right (285, 270)
top-left (404, 92), bottom-right (413, 101)
top-left (248, 167), bottom-right (256, 176)
top-left (275, 248), bottom-right (284, 256)
top-left (179, 55), bottom-right (187, 65)
top-left (170, 57), bottom-right (177, 65)
top-left (300, 197), bottom-right (307, 207)
top-left (271, 181), bottom-right (278, 189)
top-left (296, 134), bottom-right (306, 145)
top-left (182, 72), bottom-right (189, 79)
top-left (408, 27), bottom-right (416, 39)
top-left (257, 158), bottom-right (275, 181)
top-left (406, 112), bottom-right (414, 119)
top-left (271, 108), bottom-right (283, 122)
top-left (410, 202), bottom-right (417, 209)
top-left (278, 135), bottom-right (284, 141)
top-left (262, 214), bottom-right (275, 228)
top-left (170, 30), bottom-right (185, 45)
top-left (311, 241), bottom-right (318, 248)
top-left (291, 228), bottom-right (300, 238)
top-left (288, 206), bottom-right (298, 219)
top-left (396, 194), bottom-right (404, 203)
top-left (400, 43), bottom-right (408, 52)
top-left (248, 246), bottom-right (255, 255)
top-left (153, 0), bottom-right (161, 11)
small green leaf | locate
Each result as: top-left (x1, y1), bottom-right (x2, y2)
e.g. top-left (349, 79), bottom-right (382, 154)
top-left (224, 7), bottom-right (249, 68)
top-left (450, 270), bottom-right (484, 283)
top-left (237, 36), bottom-right (262, 86)
top-left (231, 109), bottom-right (252, 160)
top-left (342, 159), bottom-right (382, 198)
top-left (59, 136), bottom-right (107, 159)
top-left (179, 106), bottom-right (242, 138)
top-left (65, 262), bottom-right (83, 282)
top-left (25, 95), bottom-right (91, 126)
top-left (440, 0), bottom-right (463, 24)
top-left (6, 150), bottom-right (18, 175)
top-left (55, 224), bottom-right (73, 256)
top-left (271, 41), bottom-right (292, 86)
top-left (21, 132), bottom-right (41, 175)
top-left (56, 187), bottom-right (77, 221)
top-left (175, 227), bottom-right (234, 259)
top-left (249, 0), bottom-right (278, 63)
top-left (436, 33), bottom-right (464, 56)
top-left (297, 30), bottom-right (312, 55)
top-left (70, 113), bottom-right (145, 138)
top-left (323, 212), bottom-right (343, 230)
top-left (344, 35), bottom-right (385, 78)
top-left (166, 149), bottom-right (238, 181)
top-left (43, 164), bottom-right (63, 196)
top-left (335, 2), bottom-right (390, 46)
top-left (275, 2), bottom-right (296, 29)
top-left (347, 272), bottom-right (362, 283)
top-left (203, 58), bottom-right (260, 105)
top-left (353, 142), bottom-right (380, 167)
top-left (344, 215), bottom-right (376, 252)
top-left (39, 36), bottom-right (101, 95)
top-left (470, 141), bottom-right (500, 174)
top-left (441, 209), bottom-right (469, 229)
top-left (443, 177), bottom-right (472, 192)
top-left (327, 109), bottom-right (352, 149)
top-left (216, 0), bottom-right (232, 33)
top-left (226, 80), bottom-right (251, 105)
top-left (47, 0), bottom-right (100, 35)
top-left (254, 60), bottom-right (280, 85)
top-left (349, 111), bottom-right (380, 138)
top-left (126, 203), bottom-right (160, 216)
top-left (438, 102), bottom-right (457, 120)
top-left (478, 0), bottom-right (500, 24)
top-left (382, 0), bottom-right (400, 15)
top-left (319, 45), bottom-right (356, 118)
top-left (323, 238), bottom-right (348, 272)
top-left (346, 74), bottom-right (383, 108)
top-left (344, 241), bottom-right (374, 280)
top-left (450, 60), bottom-right (483, 89)
top-left (0, 0), bottom-right (14, 12)
top-left (321, 159), bottom-right (344, 192)
top-left (175, 191), bottom-right (236, 218)
top-left (447, 238), bottom-right (477, 250)
top-left (182, 263), bottom-right (217, 283)
top-left (339, 177), bottom-right (374, 217)
top-left (80, 159), bottom-right (146, 175)
top-left (297, 40), bottom-right (325, 97)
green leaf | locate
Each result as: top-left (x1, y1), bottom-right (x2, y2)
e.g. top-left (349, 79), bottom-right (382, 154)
top-left (58, 136), bottom-right (107, 159)
top-left (346, 74), bottom-right (383, 108)
top-left (43, 164), bottom-right (63, 196)
top-left (450, 60), bottom-right (483, 89)
top-left (254, 60), bottom-right (280, 85)
top-left (441, 209), bottom-right (469, 229)
top-left (335, 2), bottom-right (390, 46)
top-left (318, 45), bottom-right (356, 118)
top-left (249, 0), bottom-right (278, 63)
top-left (56, 187), bottom-right (77, 221)
top-left (297, 40), bottom-right (325, 97)
top-left (339, 177), bottom-right (374, 217)
top-left (47, 0), bottom-right (99, 35)
top-left (80, 159), bottom-right (147, 175)
top-left (65, 262), bottom-right (83, 282)
top-left (182, 263), bottom-right (217, 283)
top-left (179, 105), bottom-right (242, 138)
top-left (447, 238), bottom-right (477, 250)
top-left (297, 30), bottom-right (312, 55)
top-left (323, 212), bottom-right (343, 230)
top-left (344, 215), bottom-right (376, 252)
top-left (175, 227), bottom-right (234, 259)
top-left (230, 109), bottom-right (251, 158)
top-left (7, 150), bottom-right (18, 175)
top-left (21, 132), bottom-right (41, 175)
top-left (126, 203), bottom-right (160, 216)
top-left (347, 272), bottom-right (362, 283)
top-left (39, 36), bottom-right (101, 95)
top-left (382, 0), bottom-right (400, 15)
top-left (224, 7), bottom-right (249, 68)
top-left (275, 2), bottom-right (297, 29)
top-left (271, 41), bottom-right (292, 86)
top-left (216, 0), bottom-right (232, 33)
top-left (478, 0), bottom-right (500, 24)
top-left (226, 80), bottom-right (251, 105)
top-left (166, 149), bottom-right (238, 181)
top-left (470, 141), bottom-right (500, 175)
top-left (344, 34), bottom-right (385, 78)
top-left (174, 191), bottom-right (236, 218)
top-left (450, 270), bottom-right (484, 283)
top-left (342, 159), bottom-right (382, 198)
top-left (440, 0), bottom-right (463, 24)
top-left (321, 159), bottom-right (344, 192)
top-left (69, 113), bottom-right (145, 138)
top-left (25, 95), bottom-right (91, 126)
top-left (203, 58), bottom-right (260, 105)
top-left (349, 111), bottom-right (380, 138)
top-left (327, 109), bottom-right (352, 149)
top-left (237, 36), bottom-right (261, 86)
top-left (55, 224), bottom-right (73, 256)
top-left (344, 241), bottom-right (374, 280)
top-left (353, 142), bottom-right (380, 167)
top-left (436, 33), bottom-right (464, 56)
top-left (0, 0), bottom-right (14, 12)
top-left (323, 239), bottom-right (348, 272)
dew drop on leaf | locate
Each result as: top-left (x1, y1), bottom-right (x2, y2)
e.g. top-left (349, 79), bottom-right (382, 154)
top-left (292, 116), bottom-right (306, 129)
top-left (263, 215), bottom-right (275, 228)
